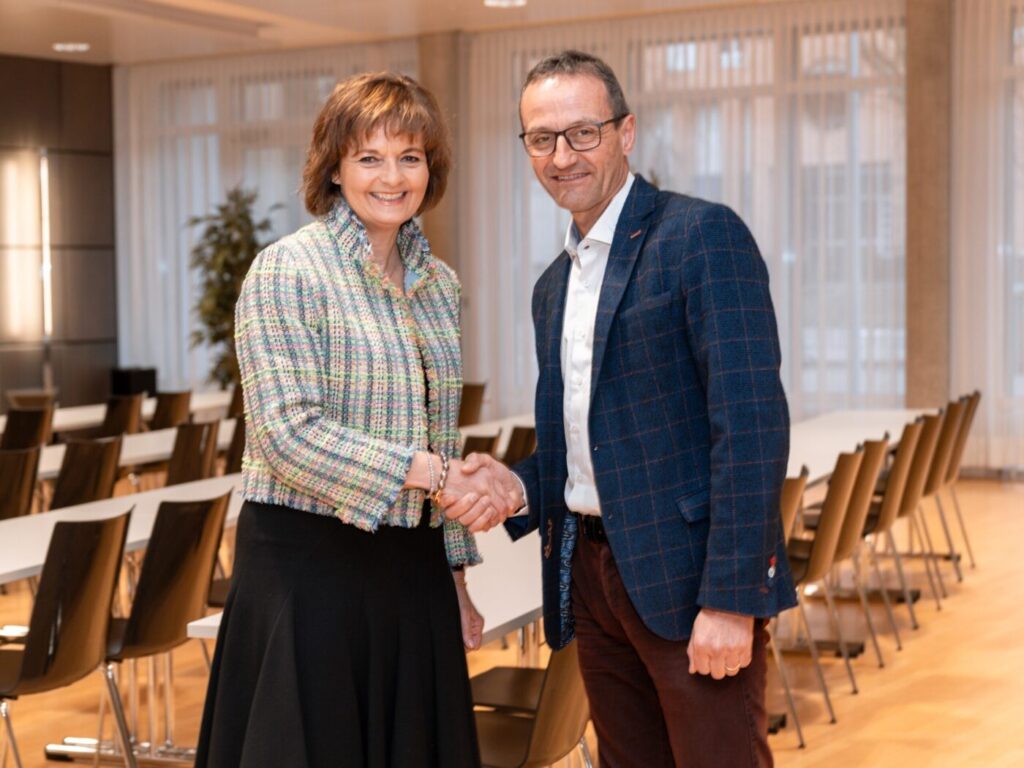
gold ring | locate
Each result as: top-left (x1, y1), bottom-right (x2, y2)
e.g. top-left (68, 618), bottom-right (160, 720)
top-left (725, 664), bottom-right (741, 674)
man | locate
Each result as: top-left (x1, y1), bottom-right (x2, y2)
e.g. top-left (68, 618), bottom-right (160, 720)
top-left (471, 50), bottom-right (796, 767)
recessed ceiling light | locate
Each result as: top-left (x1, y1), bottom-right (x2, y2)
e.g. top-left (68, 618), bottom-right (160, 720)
top-left (484, 0), bottom-right (527, 7)
top-left (52, 42), bottom-right (91, 53)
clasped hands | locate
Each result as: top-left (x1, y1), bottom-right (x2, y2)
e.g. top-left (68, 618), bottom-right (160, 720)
top-left (438, 453), bottom-right (523, 533)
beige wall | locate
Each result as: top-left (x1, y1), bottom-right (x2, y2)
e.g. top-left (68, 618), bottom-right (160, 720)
top-left (906, 0), bottom-right (953, 407)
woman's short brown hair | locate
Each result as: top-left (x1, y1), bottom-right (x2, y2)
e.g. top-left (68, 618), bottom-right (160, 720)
top-left (302, 71), bottom-right (452, 217)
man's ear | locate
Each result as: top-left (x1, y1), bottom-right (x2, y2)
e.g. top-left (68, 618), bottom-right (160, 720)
top-left (620, 113), bottom-right (637, 155)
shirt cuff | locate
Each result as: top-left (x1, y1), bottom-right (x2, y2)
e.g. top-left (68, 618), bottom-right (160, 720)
top-left (510, 471), bottom-right (530, 517)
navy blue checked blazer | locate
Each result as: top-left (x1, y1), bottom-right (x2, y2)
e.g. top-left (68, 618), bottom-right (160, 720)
top-left (507, 175), bottom-right (798, 650)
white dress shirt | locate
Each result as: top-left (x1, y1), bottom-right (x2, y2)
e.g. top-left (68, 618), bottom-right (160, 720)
top-left (561, 174), bottom-right (635, 516)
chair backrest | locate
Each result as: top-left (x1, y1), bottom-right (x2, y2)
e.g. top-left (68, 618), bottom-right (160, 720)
top-left (503, 426), bottom-right (537, 466)
top-left (462, 432), bottom-right (500, 458)
top-left (523, 640), bottom-right (590, 768)
top-left (5, 389), bottom-right (56, 410)
top-left (98, 394), bottom-right (143, 437)
top-left (166, 420), bottom-right (220, 486)
top-left (227, 382), bottom-right (245, 419)
top-left (10, 512), bottom-right (130, 696)
top-left (833, 438), bottom-right (889, 562)
top-left (944, 390), bottom-right (981, 484)
top-left (149, 390), bottom-right (192, 430)
top-left (115, 493), bottom-right (230, 659)
top-left (0, 406), bottom-right (53, 449)
top-left (923, 398), bottom-right (966, 496)
top-left (780, 466), bottom-right (809, 544)
top-left (801, 448), bottom-right (863, 585)
top-left (898, 410), bottom-right (944, 518)
top-left (0, 446), bottom-right (41, 522)
top-left (872, 419), bottom-right (924, 535)
top-left (225, 416), bottom-right (245, 475)
top-left (458, 382), bottom-right (486, 427)
top-left (50, 436), bottom-right (123, 511)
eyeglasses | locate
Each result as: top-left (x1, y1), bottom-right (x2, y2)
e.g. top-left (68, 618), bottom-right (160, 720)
top-left (518, 114), bottom-right (629, 157)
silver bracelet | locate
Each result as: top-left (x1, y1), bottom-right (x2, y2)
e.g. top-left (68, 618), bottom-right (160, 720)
top-left (426, 453), bottom-right (437, 497)
top-left (431, 452), bottom-right (449, 504)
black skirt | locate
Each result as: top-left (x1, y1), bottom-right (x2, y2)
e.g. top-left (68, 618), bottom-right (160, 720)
top-left (195, 500), bottom-right (481, 768)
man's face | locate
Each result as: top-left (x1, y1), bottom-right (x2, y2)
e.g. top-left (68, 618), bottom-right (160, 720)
top-left (519, 74), bottom-right (635, 234)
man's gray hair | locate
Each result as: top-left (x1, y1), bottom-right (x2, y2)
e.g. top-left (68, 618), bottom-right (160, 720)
top-left (521, 50), bottom-right (631, 119)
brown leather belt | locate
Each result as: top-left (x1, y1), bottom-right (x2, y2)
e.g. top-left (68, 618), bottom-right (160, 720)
top-left (572, 512), bottom-right (607, 543)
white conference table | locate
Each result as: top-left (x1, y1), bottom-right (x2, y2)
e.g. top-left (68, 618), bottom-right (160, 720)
top-left (36, 418), bottom-right (237, 481)
top-left (0, 388), bottom-right (233, 436)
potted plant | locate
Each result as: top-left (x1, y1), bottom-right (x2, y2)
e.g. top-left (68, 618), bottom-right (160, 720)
top-left (188, 186), bottom-right (279, 387)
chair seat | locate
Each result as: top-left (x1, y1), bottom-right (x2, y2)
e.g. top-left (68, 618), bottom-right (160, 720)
top-left (786, 537), bottom-right (813, 585)
top-left (475, 709), bottom-right (534, 768)
top-left (471, 666), bottom-right (546, 713)
top-left (0, 647), bottom-right (23, 695)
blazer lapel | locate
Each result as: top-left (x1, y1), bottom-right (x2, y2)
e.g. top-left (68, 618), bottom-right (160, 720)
top-left (544, 252), bottom-right (571, 385)
top-left (590, 177), bottom-right (658, 402)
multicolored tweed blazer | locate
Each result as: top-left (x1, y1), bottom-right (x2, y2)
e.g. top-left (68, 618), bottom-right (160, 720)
top-left (235, 198), bottom-right (480, 566)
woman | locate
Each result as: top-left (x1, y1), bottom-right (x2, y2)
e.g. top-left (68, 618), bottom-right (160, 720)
top-left (196, 72), bottom-right (511, 768)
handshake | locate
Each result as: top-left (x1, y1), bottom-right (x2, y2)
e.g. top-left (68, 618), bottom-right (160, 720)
top-left (434, 453), bottom-right (525, 534)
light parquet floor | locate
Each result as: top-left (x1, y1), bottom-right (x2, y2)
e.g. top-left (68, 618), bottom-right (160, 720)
top-left (0, 479), bottom-right (1021, 767)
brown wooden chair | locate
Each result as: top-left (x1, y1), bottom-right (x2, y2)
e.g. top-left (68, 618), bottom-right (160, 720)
top-left (4, 389), bottom-right (56, 410)
top-left (97, 394), bottom-right (144, 438)
top-left (0, 512), bottom-right (132, 768)
top-left (458, 382), bottom-right (486, 427)
top-left (165, 421), bottom-right (220, 486)
top-left (785, 447), bottom-right (863, 723)
top-left (0, 407), bottom-right (53, 449)
top-left (225, 417), bottom-right (245, 475)
top-left (102, 493), bottom-right (230, 761)
top-left (861, 419), bottom-right (924, 639)
top-left (0, 447), bottom-right (41, 523)
top-left (473, 641), bottom-right (593, 768)
top-left (463, 432), bottom-right (500, 458)
top-left (227, 383), bottom-right (244, 419)
top-left (943, 390), bottom-right (981, 568)
top-left (502, 427), bottom-right (537, 467)
top-left (920, 398), bottom-right (968, 587)
top-left (49, 436), bottom-right (123, 511)
top-left (148, 390), bottom-right (192, 431)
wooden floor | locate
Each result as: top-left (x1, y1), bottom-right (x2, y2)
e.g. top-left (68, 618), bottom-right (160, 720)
top-left (1, 479), bottom-right (1021, 767)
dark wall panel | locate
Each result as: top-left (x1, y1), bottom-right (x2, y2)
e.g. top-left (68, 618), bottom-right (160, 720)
top-left (0, 55), bottom-right (60, 148)
top-left (50, 341), bottom-right (117, 407)
top-left (51, 248), bottom-right (117, 342)
top-left (47, 152), bottom-right (114, 247)
top-left (59, 63), bottom-right (113, 153)
top-left (0, 345), bottom-right (46, 407)
top-left (0, 248), bottom-right (44, 343)
top-left (0, 149), bottom-right (42, 247)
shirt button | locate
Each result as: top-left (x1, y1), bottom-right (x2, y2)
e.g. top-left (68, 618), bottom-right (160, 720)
top-left (768, 566), bottom-right (776, 579)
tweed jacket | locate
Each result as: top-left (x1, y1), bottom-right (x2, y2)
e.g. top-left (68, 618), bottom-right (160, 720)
top-left (508, 175), bottom-right (797, 648)
top-left (236, 199), bottom-right (480, 566)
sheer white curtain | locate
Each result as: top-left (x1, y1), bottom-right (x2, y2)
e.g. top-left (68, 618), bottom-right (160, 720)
top-left (951, 0), bottom-right (1024, 470)
top-left (113, 42), bottom-right (418, 389)
top-left (458, 0), bottom-right (906, 422)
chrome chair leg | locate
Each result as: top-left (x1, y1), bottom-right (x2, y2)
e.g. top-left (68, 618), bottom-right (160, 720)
top-left (102, 664), bottom-right (139, 768)
top-left (163, 652), bottom-right (176, 749)
top-left (916, 506), bottom-right (948, 599)
top-left (886, 530), bottom-right (919, 629)
top-left (912, 514), bottom-right (944, 609)
top-left (578, 735), bottom-right (594, 768)
top-left (147, 657), bottom-right (158, 756)
top-left (934, 495), bottom-right (964, 582)
top-left (1, 700), bottom-right (24, 768)
top-left (868, 538), bottom-right (902, 650)
top-left (797, 596), bottom-right (836, 723)
top-left (949, 486), bottom-right (977, 568)
top-left (852, 552), bottom-right (884, 667)
top-left (822, 579), bottom-right (857, 694)
top-left (768, 621), bottom-right (805, 748)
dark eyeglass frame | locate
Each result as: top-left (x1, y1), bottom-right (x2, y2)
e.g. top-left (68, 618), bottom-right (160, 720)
top-left (518, 113), bottom-right (630, 157)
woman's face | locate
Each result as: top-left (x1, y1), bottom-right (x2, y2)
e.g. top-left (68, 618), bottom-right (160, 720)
top-left (336, 128), bottom-right (429, 239)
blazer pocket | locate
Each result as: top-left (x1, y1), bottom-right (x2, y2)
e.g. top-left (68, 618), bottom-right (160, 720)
top-left (676, 487), bottom-right (710, 523)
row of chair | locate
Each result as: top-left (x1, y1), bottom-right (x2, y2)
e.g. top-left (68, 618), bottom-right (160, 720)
top-left (0, 491), bottom-right (231, 768)
top-left (462, 426), bottom-right (537, 466)
top-left (773, 391), bottom-right (981, 746)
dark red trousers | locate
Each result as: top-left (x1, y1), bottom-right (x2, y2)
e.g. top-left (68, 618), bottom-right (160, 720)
top-left (571, 534), bottom-right (773, 768)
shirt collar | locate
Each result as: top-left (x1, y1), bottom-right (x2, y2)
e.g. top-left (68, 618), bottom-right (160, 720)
top-left (563, 172), bottom-right (635, 257)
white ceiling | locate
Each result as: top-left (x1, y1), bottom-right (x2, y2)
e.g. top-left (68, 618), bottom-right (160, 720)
top-left (0, 0), bottom-right (770, 66)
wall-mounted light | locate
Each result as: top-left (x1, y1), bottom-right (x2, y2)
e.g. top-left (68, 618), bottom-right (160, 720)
top-left (484, 0), bottom-right (527, 7)
top-left (39, 152), bottom-right (53, 340)
top-left (52, 42), bottom-right (91, 53)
